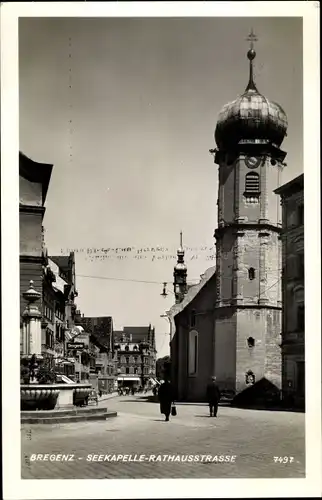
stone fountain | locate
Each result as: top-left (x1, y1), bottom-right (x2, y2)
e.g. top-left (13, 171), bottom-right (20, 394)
top-left (20, 281), bottom-right (101, 420)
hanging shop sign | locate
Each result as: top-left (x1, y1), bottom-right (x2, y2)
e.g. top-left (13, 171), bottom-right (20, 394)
top-left (67, 342), bottom-right (85, 350)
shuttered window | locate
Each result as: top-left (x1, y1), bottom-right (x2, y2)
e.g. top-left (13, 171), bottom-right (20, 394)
top-left (245, 172), bottom-right (260, 194)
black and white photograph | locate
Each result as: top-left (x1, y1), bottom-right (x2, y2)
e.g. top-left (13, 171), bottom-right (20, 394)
top-left (1, 2), bottom-right (321, 499)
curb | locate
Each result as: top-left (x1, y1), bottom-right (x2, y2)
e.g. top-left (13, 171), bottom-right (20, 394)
top-left (98, 392), bottom-right (119, 402)
top-left (21, 410), bottom-right (117, 425)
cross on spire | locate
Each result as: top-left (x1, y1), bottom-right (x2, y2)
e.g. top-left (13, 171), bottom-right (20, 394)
top-left (245, 28), bottom-right (258, 93)
top-left (246, 28), bottom-right (258, 50)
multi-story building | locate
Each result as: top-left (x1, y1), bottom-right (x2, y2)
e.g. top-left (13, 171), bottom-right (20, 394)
top-left (19, 152), bottom-right (53, 351)
top-left (50, 253), bottom-right (78, 336)
top-left (79, 315), bottom-right (117, 393)
top-left (275, 174), bottom-right (304, 409)
top-left (114, 325), bottom-right (157, 388)
top-left (41, 259), bottom-right (57, 363)
top-left (48, 253), bottom-right (78, 377)
top-left (66, 324), bottom-right (96, 383)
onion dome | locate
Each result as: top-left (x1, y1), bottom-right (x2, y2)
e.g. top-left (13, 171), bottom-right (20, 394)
top-left (215, 34), bottom-right (288, 151)
top-left (174, 231), bottom-right (187, 272)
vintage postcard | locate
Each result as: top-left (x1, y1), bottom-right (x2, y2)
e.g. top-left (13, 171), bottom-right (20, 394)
top-left (1, 1), bottom-right (321, 499)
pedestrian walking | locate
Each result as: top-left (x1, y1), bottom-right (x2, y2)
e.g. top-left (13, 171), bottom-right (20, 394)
top-left (158, 379), bottom-right (174, 422)
top-left (206, 376), bottom-right (221, 417)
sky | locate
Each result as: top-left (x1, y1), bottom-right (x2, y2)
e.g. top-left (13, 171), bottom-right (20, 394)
top-left (19, 16), bottom-right (303, 358)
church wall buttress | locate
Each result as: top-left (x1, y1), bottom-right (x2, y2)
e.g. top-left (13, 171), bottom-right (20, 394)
top-left (214, 312), bottom-right (237, 391)
top-left (235, 309), bottom-right (266, 393)
top-left (220, 162), bottom-right (235, 223)
top-left (259, 232), bottom-right (269, 305)
top-left (237, 230), bottom-right (260, 304)
top-left (234, 159), bottom-right (240, 222)
top-left (264, 309), bottom-right (282, 389)
top-left (259, 157), bottom-right (268, 222)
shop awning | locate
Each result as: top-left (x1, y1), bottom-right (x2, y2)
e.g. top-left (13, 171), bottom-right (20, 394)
top-left (117, 376), bottom-right (141, 382)
top-left (148, 378), bottom-right (155, 384)
top-left (65, 331), bottom-right (73, 341)
top-left (55, 358), bottom-right (75, 366)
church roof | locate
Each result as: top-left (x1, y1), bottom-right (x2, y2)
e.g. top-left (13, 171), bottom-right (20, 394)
top-left (170, 266), bottom-right (216, 319)
top-left (274, 173), bottom-right (303, 197)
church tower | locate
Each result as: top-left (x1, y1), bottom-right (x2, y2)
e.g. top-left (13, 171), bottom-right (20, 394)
top-left (212, 32), bottom-right (287, 393)
top-left (173, 231), bottom-right (187, 304)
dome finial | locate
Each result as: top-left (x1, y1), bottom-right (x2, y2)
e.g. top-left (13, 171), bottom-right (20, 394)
top-left (245, 28), bottom-right (258, 92)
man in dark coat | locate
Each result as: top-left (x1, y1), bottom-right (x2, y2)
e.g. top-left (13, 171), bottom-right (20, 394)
top-left (158, 379), bottom-right (174, 421)
top-left (206, 376), bottom-right (221, 417)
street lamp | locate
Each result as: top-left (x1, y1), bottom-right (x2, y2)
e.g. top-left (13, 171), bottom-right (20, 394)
top-left (160, 313), bottom-right (172, 343)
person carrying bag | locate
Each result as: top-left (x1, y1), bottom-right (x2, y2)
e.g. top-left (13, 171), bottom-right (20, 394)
top-left (171, 403), bottom-right (177, 417)
top-left (158, 379), bottom-right (175, 422)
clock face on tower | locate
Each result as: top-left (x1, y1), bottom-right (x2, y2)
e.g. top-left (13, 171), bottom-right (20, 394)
top-left (245, 156), bottom-right (263, 169)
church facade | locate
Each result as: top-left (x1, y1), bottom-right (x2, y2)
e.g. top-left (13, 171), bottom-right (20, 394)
top-left (170, 36), bottom-right (288, 402)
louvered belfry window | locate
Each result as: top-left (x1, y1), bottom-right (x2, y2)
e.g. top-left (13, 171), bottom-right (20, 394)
top-left (244, 172), bottom-right (260, 203)
top-left (245, 172), bottom-right (260, 193)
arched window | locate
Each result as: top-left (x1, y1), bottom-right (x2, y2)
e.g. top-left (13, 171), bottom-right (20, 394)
top-left (248, 268), bottom-right (255, 280)
top-left (244, 173), bottom-right (260, 202)
top-left (188, 330), bottom-right (198, 376)
top-left (125, 345), bottom-right (129, 352)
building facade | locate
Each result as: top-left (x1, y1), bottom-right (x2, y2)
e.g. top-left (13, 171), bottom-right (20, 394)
top-left (170, 38), bottom-right (287, 402)
top-left (41, 260), bottom-right (57, 363)
top-left (114, 326), bottom-right (157, 388)
top-left (79, 315), bottom-right (117, 393)
top-left (275, 174), bottom-right (304, 408)
top-left (19, 152), bottom-right (53, 346)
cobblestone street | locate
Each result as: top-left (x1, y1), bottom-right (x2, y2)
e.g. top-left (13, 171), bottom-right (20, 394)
top-left (21, 395), bottom-right (305, 479)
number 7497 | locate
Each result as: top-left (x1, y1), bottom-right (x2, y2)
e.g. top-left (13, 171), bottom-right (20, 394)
top-left (274, 456), bottom-right (294, 463)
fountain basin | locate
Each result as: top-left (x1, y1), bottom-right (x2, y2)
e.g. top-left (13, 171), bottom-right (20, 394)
top-left (20, 383), bottom-right (92, 411)
top-left (21, 386), bottom-right (59, 411)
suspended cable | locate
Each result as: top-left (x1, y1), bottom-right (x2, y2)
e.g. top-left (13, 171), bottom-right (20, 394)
top-left (76, 268), bottom-right (282, 286)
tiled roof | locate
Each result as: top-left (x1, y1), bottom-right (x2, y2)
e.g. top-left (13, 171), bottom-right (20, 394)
top-left (50, 256), bottom-right (70, 271)
top-left (171, 267), bottom-right (216, 318)
top-left (274, 173), bottom-right (304, 196)
top-left (123, 326), bottom-right (150, 335)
